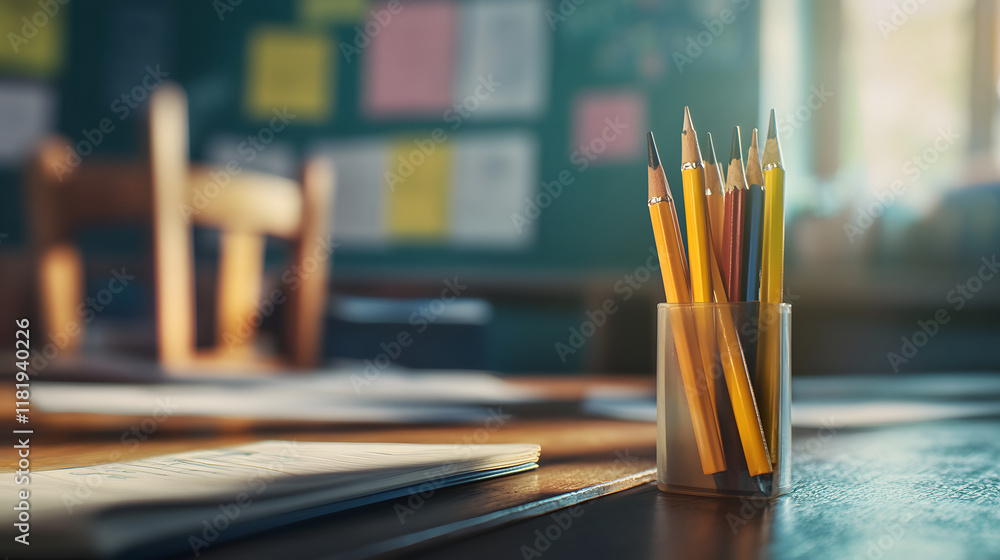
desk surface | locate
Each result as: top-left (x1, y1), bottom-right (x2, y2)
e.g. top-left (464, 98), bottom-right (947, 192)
top-left (5, 376), bottom-right (1000, 560)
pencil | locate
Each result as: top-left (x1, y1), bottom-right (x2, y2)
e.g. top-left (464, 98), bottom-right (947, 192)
top-left (648, 132), bottom-right (726, 475)
top-left (756, 110), bottom-right (785, 466)
top-left (724, 127), bottom-right (747, 302)
top-left (742, 128), bottom-right (765, 303)
top-left (680, 108), bottom-right (721, 412)
top-left (682, 108), bottom-right (772, 477)
top-left (705, 133), bottom-right (726, 274)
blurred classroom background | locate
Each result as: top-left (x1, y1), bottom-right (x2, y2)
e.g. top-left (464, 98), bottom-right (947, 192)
top-left (0, 0), bottom-right (998, 377)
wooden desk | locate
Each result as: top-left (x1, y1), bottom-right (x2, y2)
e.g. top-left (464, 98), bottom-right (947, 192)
top-left (5, 376), bottom-right (1000, 559)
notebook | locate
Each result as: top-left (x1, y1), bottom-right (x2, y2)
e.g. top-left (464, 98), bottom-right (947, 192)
top-left (3, 441), bottom-right (541, 559)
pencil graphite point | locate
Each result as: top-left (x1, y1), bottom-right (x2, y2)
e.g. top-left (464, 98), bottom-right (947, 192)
top-left (705, 132), bottom-right (725, 195)
top-left (767, 109), bottom-right (777, 140)
top-left (647, 131), bottom-right (660, 171)
top-left (647, 132), bottom-right (669, 201)
top-left (705, 132), bottom-right (717, 166)
top-left (730, 127), bottom-right (742, 164)
top-left (681, 107), bottom-right (702, 164)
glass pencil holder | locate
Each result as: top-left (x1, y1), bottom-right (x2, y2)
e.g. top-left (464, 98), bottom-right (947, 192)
top-left (656, 302), bottom-right (791, 499)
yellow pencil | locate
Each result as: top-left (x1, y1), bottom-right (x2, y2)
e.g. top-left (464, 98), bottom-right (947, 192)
top-left (756, 110), bottom-right (785, 466)
top-left (680, 109), bottom-right (720, 413)
top-left (648, 132), bottom-right (726, 475)
top-left (682, 108), bottom-right (772, 476)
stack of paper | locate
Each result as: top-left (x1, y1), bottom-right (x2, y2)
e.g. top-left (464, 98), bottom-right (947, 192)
top-left (3, 441), bottom-right (541, 559)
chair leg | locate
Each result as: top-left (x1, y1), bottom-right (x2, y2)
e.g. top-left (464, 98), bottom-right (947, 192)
top-left (39, 244), bottom-right (84, 355)
top-left (288, 158), bottom-right (335, 368)
top-left (216, 231), bottom-right (265, 358)
top-left (151, 84), bottom-right (195, 368)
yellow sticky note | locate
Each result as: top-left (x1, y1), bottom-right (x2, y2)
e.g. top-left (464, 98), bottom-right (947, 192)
top-left (0, 0), bottom-right (64, 76)
top-left (386, 138), bottom-right (451, 239)
top-left (246, 28), bottom-right (333, 121)
top-left (298, 0), bottom-right (368, 22)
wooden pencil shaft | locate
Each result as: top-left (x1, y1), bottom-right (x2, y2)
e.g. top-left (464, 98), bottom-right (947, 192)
top-left (741, 184), bottom-right (765, 302)
top-left (681, 165), bottom-right (721, 415)
top-left (757, 165), bottom-right (784, 466)
top-left (727, 188), bottom-right (745, 301)
top-left (682, 168), bottom-right (713, 304)
top-left (650, 201), bottom-right (727, 475)
top-left (760, 167), bottom-right (785, 305)
top-left (707, 246), bottom-right (773, 476)
top-left (707, 191), bottom-right (726, 274)
top-left (648, 134), bottom-right (725, 475)
top-left (720, 194), bottom-right (735, 293)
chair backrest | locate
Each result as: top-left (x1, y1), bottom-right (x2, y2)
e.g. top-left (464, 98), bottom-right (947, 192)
top-left (28, 83), bottom-right (335, 370)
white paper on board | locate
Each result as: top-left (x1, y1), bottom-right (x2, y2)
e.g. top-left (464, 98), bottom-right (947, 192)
top-left (453, 0), bottom-right (550, 120)
top-left (311, 139), bottom-right (390, 245)
top-left (0, 82), bottom-right (55, 167)
top-left (202, 134), bottom-right (297, 179)
top-left (450, 131), bottom-right (538, 247)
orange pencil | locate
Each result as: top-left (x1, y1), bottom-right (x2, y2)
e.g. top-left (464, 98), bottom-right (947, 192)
top-left (648, 132), bottom-right (726, 475)
top-left (705, 133), bottom-right (726, 274)
top-left (725, 127), bottom-right (748, 301)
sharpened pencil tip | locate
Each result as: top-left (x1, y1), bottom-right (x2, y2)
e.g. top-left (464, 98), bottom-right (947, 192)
top-left (680, 107), bottom-right (702, 164)
top-left (726, 127), bottom-right (747, 191)
top-left (647, 131), bottom-right (660, 170)
top-left (730, 126), bottom-right (742, 163)
top-left (762, 111), bottom-right (783, 167)
top-left (705, 133), bottom-right (717, 165)
top-left (647, 134), bottom-right (669, 201)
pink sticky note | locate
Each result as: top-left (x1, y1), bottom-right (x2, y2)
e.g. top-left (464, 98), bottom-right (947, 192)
top-left (571, 91), bottom-right (646, 164)
top-left (363, 1), bottom-right (456, 117)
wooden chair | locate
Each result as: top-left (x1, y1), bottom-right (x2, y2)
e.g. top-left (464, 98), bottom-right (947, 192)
top-left (27, 83), bottom-right (334, 372)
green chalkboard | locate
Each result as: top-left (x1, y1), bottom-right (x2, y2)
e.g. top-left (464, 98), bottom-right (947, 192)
top-left (27, 0), bottom-right (760, 282)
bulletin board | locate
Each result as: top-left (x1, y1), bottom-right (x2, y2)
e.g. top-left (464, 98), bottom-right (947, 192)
top-left (2, 0), bottom-right (761, 282)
